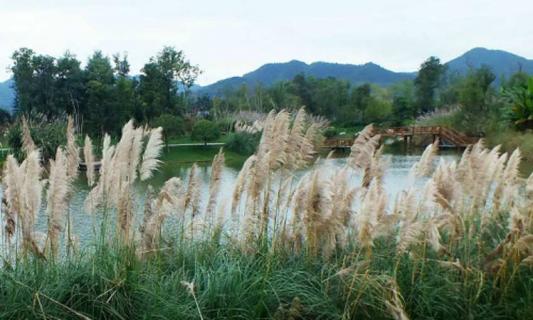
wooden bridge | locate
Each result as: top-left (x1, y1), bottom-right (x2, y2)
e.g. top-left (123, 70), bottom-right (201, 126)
top-left (322, 126), bottom-right (480, 149)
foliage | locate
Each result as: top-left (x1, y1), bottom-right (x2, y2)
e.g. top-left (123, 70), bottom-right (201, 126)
top-left (0, 109), bottom-right (12, 126)
top-left (151, 114), bottom-right (185, 142)
top-left (323, 127), bottom-right (338, 138)
top-left (6, 116), bottom-right (67, 160)
top-left (6, 46), bottom-right (533, 160)
top-left (503, 75), bottom-right (533, 129)
top-left (414, 56), bottom-right (447, 113)
top-left (191, 119), bottom-right (221, 144)
top-left (9, 47), bottom-right (199, 137)
top-left (225, 131), bottom-right (260, 155)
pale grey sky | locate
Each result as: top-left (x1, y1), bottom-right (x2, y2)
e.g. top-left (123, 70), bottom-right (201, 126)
top-left (1, 0), bottom-right (532, 85)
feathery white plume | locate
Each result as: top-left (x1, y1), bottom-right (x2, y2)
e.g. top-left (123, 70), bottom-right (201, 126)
top-left (65, 116), bottom-right (80, 180)
top-left (140, 127), bottom-right (164, 181)
top-left (46, 148), bottom-right (70, 257)
top-left (21, 116), bottom-right (36, 155)
top-left (83, 135), bottom-right (95, 187)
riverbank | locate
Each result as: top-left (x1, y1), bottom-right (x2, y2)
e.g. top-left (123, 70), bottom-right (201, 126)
top-left (484, 129), bottom-right (533, 175)
top-left (1, 229), bottom-right (530, 320)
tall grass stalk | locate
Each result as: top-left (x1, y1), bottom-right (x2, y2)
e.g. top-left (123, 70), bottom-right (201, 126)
top-left (1, 113), bottom-right (532, 319)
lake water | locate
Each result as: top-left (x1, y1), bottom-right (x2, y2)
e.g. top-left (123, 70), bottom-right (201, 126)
top-left (24, 146), bottom-right (462, 248)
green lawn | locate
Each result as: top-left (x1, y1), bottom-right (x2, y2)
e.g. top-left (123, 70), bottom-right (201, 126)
top-left (167, 134), bottom-right (230, 145)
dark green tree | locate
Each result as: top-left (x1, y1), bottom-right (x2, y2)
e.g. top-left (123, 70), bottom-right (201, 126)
top-left (11, 48), bottom-right (58, 116)
top-left (10, 48), bottom-right (36, 114)
top-left (504, 75), bottom-right (533, 129)
top-left (391, 81), bottom-right (416, 125)
top-left (84, 51), bottom-right (116, 134)
top-left (152, 114), bottom-right (185, 143)
top-left (291, 74), bottom-right (314, 113)
top-left (55, 52), bottom-right (84, 115)
top-left (456, 66), bottom-right (496, 134)
top-left (191, 119), bottom-right (221, 145)
top-left (112, 53), bottom-right (140, 126)
top-left (414, 56), bottom-right (446, 113)
top-left (139, 47), bottom-right (200, 120)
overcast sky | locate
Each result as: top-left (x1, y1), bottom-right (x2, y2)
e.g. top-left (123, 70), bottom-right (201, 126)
top-left (1, 0), bottom-right (532, 85)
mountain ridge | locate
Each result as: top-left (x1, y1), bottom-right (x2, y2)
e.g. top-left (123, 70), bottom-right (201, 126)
top-left (2, 47), bottom-right (533, 110)
top-left (197, 47), bottom-right (533, 96)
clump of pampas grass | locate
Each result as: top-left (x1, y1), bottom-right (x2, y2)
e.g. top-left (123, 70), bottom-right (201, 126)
top-left (206, 148), bottom-right (225, 223)
top-left (409, 138), bottom-right (439, 179)
top-left (2, 150), bottom-right (44, 257)
top-left (21, 116), bottom-right (36, 155)
top-left (45, 148), bottom-right (70, 258)
top-left (83, 136), bottom-right (95, 187)
top-left (84, 120), bottom-right (164, 245)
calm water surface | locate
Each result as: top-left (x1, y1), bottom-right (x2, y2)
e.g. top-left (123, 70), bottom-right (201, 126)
top-left (25, 147), bottom-right (463, 247)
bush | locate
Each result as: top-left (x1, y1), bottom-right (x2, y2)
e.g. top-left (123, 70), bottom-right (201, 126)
top-left (323, 127), bottom-right (338, 139)
top-left (191, 119), bottom-right (221, 144)
top-left (6, 117), bottom-right (67, 161)
top-left (225, 132), bottom-right (260, 155)
top-left (151, 114), bottom-right (185, 142)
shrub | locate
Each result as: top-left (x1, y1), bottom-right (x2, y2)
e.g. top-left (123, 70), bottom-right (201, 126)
top-left (323, 127), bottom-right (338, 139)
top-left (6, 117), bottom-right (67, 161)
top-left (225, 132), bottom-right (260, 155)
top-left (151, 114), bottom-right (185, 142)
top-left (191, 119), bottom-right (221, 144)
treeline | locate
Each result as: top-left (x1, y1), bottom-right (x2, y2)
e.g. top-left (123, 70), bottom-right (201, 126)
top-left (211, 57), bottom-right (533, 135)
top-left (6, 48), bottom-right (533, 139)
top-left (9, 47), bottom-right (204, 136)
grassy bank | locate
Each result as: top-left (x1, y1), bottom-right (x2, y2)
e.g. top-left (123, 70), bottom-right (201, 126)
top-left (484, 129), bottom-right (533, 174)
top-left (1, 224), bottom-right (531, 319)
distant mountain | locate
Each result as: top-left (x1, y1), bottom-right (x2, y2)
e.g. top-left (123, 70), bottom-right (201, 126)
top-left (198, 47), bottom-right (533, 95)
top-left (0, 79), bottom-right (14, 112)
top-left (446, 47), bottom-right (533, 79)
top-left (2, 48), bottom-right (533, 103)
top-left (198, 60), bottom-right (416, 95)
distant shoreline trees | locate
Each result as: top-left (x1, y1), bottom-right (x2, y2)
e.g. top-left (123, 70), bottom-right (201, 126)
top-left (9, 46), bottom-right (200, 136)
top-left (5, 47), bottom-right (533, 146)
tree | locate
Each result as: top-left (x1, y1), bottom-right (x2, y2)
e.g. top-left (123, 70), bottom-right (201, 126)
top-left (10, 48), bottom-right (36, 114)
top-left (113, 52), bottom-right (130, 77)
top-left (84, 51), bottom-right (116, 134)
top-left (11, 48), bottom-right (58, 116)
top-left (291, 74), bottom-right (314, 112)
top-left (112, 53), bottom-right (139, 126)
top-left (456, 66), bottom-right (496, 134)
top-left (504, 75), bottom-right (533, 129)
top-left (267, 81), bottom-right (299, 111)
top-left (191, 119), bottom-right (220, 145)
top-left (458, 66), bottom-right (495, 109)
top-left (350, 84), bottom-right (372, 123)
top-left (364, 96), bottom-right (393, 123)
top-left (31, 54), bottom-right (57, 116)
top-left (414, 57), bottom-right (446, 113)
top-left (152, 114), bottom-right (185, 143)
top-left (311, 78), bottom-right (350, 116)
top-left (55, 52), bottom-right (84, 115)
top-left (139, 47), bottom-right (200, 119)
top-left (391, 81), bottom-right (416, 125)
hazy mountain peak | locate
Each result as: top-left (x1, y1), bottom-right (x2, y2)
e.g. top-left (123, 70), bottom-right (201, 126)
top-left (446, 47), bottom-right (533, 77)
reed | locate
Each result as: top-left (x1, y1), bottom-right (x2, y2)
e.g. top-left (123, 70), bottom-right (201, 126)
top-left (1, 113), bottom-right (532, 319)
